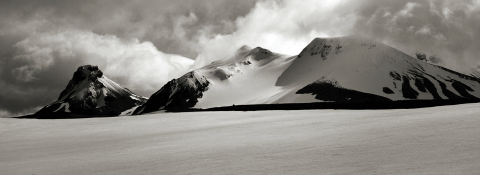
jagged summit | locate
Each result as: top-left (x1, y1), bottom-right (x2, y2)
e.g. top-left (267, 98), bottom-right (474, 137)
top-left (237, 45), bottom-right (273, 55)
top-left (133, 36), bottom-right (480, 115)
top-left (204, 45), bottom-right (281, 69)
top-left (35, 65), bottom-right (147, 117)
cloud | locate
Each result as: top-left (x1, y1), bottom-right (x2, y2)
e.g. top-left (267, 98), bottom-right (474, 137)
top-left (14, 29), bottom-right (194, 90)
top-left (193, 0), bottom-right (357, 67)
top-left (350, 0), bottom-right (480, 71)
top-left (0, 29), bottom-right (193, 116)
top-left (193, 0), bottom-right (480, 74)
top-left (0, 0), bottom-right (258, 58)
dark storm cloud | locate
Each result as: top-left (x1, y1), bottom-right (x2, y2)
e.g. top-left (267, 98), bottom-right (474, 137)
top-left (349, 0), bottom-right (480, 71)
top-left (0, 0), bottom-right (258, 58)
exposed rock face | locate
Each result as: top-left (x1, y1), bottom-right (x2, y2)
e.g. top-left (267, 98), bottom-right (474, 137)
top-left (35, 65), bottom-right (147, 117)
top-left (133, 71), bottom-right (210, 115)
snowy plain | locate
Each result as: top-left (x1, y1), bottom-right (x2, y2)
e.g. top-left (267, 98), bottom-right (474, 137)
top-left (1, 103), bottom-right (480, 175)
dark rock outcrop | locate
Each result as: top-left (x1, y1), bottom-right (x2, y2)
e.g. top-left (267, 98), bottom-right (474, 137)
top-left (451, 80), bottom-right (479, 100)
top-left (401, 76), bottom-right (419, 99)
top-left (383, 87), bottom-right (395, 94)
top-left (297, 78), bottom-right (391, 102)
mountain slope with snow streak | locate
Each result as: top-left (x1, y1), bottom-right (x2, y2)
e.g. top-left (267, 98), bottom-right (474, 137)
top-left (283, 36), bottom-right (480, 102)
top-left (134, 36), bottom-right (480, 114)
top-left (35, 65), bottom-right (147, 117)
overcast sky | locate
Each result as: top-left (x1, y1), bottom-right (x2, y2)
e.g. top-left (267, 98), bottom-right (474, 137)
top-left (1, 0), bottom-right (479, 117)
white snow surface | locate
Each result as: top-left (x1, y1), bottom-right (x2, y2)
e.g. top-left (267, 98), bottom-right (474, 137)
top-left (189, 36), bottom-right (480, 109)
top-left (194, 46), bottom-right (316, 109)
top-left (2, 103), bottom-right (480, 174)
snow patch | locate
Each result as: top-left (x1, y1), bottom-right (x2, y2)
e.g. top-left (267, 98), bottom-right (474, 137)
top-left (52, 102), bottom-right (71, 113)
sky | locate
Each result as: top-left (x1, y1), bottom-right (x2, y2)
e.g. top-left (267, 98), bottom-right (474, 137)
top-left (1, 0), bottom-right (479, 117)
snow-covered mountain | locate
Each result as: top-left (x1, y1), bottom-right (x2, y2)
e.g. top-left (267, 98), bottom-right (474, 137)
top-left (35, 65), bottom-right (148, 117)
top-left (134, 36), bottom-right (480, 115)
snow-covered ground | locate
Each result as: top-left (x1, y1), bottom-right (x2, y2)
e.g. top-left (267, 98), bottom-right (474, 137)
top-left (2, 103), bottom-right (480, 174)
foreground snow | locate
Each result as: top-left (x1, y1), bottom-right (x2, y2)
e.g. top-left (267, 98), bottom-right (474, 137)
top-left (2, 103), bottom-right (480, 174)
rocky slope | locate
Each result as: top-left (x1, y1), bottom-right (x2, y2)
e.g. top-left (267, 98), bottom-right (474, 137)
top-left (132, 71), bottom-right (210, 114)
top-left (35, 65), bottom-right (147, 117)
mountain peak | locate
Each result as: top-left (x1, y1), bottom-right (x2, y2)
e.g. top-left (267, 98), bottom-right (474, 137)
top-left (238, 45), bottom-right (252, 52)
top-left (252, 46), bottom-right (272, 53)
top-left (133, 71), bottom-right (210, 114)
top-left (35, 65), bottom-right (147, 117)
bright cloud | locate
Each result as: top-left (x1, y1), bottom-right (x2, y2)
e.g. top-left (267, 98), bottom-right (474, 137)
top-left (12, 29), bottom-right (194, 93)
top-left (193, 0), bottom-right (356, 67)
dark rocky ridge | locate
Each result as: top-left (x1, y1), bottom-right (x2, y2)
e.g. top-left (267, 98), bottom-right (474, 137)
top-left (133, 71), bottom-right (210, 115)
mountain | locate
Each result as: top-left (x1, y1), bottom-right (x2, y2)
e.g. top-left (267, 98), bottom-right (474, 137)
top-left (134, 36), bottom-right (480, 115)
top-left (35, 65), bottom-right (148, 117)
